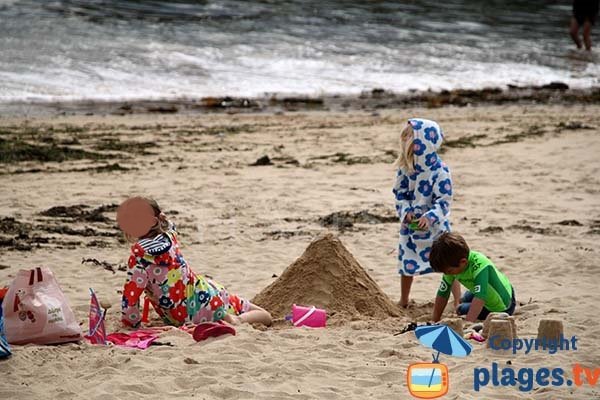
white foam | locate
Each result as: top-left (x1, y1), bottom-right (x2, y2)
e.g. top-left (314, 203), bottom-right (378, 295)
top-left (1, 38), bottom-right (598, 103)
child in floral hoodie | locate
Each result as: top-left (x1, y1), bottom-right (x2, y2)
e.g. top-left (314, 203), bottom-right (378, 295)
top-left (393, 119), bottom-right (461, 308)
top-left (121, 198), bottom-right (271, 328)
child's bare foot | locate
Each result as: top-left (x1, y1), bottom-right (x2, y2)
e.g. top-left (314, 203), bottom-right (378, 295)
top-left (223, 314), bottom-right (242, 325)
top-left (223, 304), bottom-right (272, 326)
top-left (397, 299), bottom-right (415, 309)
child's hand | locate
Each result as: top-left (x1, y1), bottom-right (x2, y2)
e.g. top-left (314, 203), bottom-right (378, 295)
top-left (417, 216), bottom-right (431, 230)
top-left (404, 212), bottom-right (415, 223)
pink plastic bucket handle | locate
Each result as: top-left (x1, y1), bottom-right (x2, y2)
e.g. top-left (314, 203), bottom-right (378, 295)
top-left (292, 304), bottom-right (326, 328)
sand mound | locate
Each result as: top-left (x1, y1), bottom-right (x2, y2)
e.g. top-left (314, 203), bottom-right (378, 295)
top-left (252, 234), bottom-right (400, 320)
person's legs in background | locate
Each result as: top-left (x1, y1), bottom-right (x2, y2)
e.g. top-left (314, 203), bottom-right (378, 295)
top-left (570, 17), bottom-right (583, 49)
top-left (583, 19), bottom-right (593, 50)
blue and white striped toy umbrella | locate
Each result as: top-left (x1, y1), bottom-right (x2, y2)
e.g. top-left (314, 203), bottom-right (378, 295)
top-left (415, 324), bottom-right (472, 388)
top-left (415, 324), bottom-right (472, 360)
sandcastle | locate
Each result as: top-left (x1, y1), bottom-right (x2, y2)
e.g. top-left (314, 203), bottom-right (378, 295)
top-left (537, 319), bottom-right (564, 342)
top-left (252, 234), bottom-right (401, 320)
top-left (483, 312), bottom-right (518, 349)
top-left (440, 318), bottom-right (463, 336)
top-left (482, 312), bottom-right (518, 339)
top-left (486, 320), bottom-right (515, 349)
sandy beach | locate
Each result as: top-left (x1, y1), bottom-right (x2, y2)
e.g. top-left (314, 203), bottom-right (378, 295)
top-left (1, 102), bottom-right (600, 399)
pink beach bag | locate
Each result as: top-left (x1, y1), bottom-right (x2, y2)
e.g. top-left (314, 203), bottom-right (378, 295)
top-left (2, 267), bottom-right (81, 345)
top-left (292, 304), bottom-right (327, 328)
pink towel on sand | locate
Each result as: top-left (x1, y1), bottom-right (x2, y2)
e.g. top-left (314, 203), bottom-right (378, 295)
top-left (106, 329), bottom-right (160, 350)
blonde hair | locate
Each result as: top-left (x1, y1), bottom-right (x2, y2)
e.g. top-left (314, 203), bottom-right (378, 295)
top-left (393, 123), bottom-right (415, 174)
top-left (124, 197), bottom-right (170, 243)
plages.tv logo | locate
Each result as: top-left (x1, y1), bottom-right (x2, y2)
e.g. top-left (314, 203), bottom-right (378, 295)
top-left (407, 357), bottom-right (449, 398)
top-left (408, 325), bottom-right (472, 398)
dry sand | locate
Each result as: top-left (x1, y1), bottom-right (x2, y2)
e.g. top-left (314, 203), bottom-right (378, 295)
top-left (1, 103), bottom-right (600, 399)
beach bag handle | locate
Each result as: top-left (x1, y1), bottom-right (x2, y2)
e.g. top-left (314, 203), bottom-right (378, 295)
top-left (29, 267), bottom-right (43, 285)
top-left (13, 267), bottom-right (43, 312)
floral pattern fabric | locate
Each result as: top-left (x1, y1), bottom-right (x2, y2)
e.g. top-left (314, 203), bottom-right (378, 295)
top-left (121, 224), bottom-right (249, 328)
top-left (393, 118), bottom-right (453, 276)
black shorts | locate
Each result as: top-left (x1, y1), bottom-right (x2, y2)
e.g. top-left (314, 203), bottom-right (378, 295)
top-left (573, 0), bottom-right (599, 25)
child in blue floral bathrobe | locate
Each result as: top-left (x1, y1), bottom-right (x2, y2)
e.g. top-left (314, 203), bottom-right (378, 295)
top-left (393, 118), bottom-right (460, 308)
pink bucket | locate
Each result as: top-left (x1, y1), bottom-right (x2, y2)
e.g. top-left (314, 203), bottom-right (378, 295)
top-left (292, 304), bottom-right (326, 328)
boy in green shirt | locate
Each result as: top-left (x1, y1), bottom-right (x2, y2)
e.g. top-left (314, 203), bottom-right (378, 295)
top-left (429, 232), bottom-right (516, 323)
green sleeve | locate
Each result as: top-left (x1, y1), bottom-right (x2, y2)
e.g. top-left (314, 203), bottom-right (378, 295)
top-left (473, 265), bottom-right (490, 300)
top-left (436, 274), bottom-right (455, 299)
